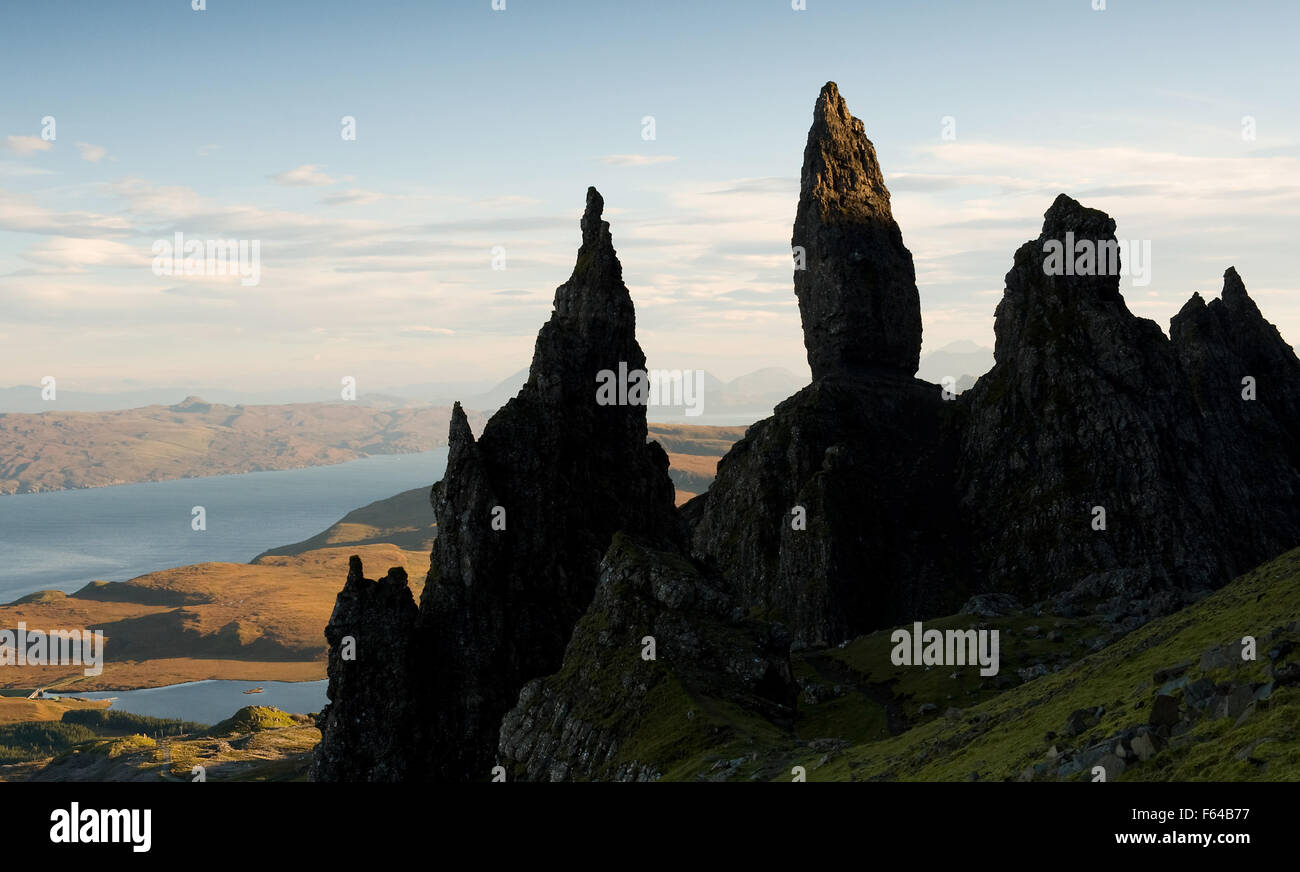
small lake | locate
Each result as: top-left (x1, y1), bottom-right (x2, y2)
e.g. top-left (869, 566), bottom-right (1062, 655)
top-left (55, 679), bottom-right (329, 725)
top-left (0, 450), bottom-right (447, 603)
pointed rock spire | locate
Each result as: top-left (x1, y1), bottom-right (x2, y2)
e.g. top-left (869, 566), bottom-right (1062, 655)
top-left (316, 187), bottom-right (681, 781)
top-left (793, 82), bottom-right (922, 379)
top-left (1222, 266), bottom-right (1247, 300)
top-left (528, 186), bottom-right (640, 408)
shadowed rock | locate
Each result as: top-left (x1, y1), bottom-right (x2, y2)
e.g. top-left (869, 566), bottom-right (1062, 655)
top-left (312, 557), bottom-right (418, 781)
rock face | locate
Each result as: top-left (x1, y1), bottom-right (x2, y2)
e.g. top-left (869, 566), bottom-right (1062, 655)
top-left (793, 82), bottom-right (922, 379)
top-left (313, 188), bottom-right (683, 781)
top-left (690, 376), bottom-right (963, 647)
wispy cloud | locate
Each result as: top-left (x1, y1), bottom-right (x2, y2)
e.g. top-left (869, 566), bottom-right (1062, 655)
top-left (321, 188), bottom-right (385, 206)
top-left (76, 142), bottom-right (108, 163)
top-left (270, 164), bottom-right (338, 187)
top-left (4, 135), bottom-right (52, 157)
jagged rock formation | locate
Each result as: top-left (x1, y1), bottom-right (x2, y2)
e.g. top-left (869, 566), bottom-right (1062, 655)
top-left (316, 82), bottom-right (1300, 781)
top-left (691, 83), bottom-right (965, 646)
top-left (314, 188), bottom-right (684, 781)
top-left (958, 202), bottom-right (1300, 610)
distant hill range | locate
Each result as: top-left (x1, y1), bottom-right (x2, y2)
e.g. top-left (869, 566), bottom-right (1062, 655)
top-left (0, 365), bottom-right (812, 420)
top-left (0, 398), bottom-right (488, 495)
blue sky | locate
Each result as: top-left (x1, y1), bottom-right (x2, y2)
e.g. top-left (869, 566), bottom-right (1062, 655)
top-left (2, 0), bottom-right (1297, 394)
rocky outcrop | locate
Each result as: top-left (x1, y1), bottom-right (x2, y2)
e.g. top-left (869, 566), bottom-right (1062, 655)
top-left (691, 83), bottom-right (965, 645)
top-left (958, 201), bottom-right (1300, 606)
top-left (690, 377), bottom-right (964, 647)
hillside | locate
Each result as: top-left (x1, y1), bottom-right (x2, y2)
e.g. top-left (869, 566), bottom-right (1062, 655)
top-left (0, 399), bottom-right (487, 494)
top-left (0, 544), bottom-right (424, 691)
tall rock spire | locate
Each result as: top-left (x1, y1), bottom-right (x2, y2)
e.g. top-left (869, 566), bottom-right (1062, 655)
top-left (792, 82), bottom-right (922, 379)
top-left (313, 188), bottom-right (681, 782)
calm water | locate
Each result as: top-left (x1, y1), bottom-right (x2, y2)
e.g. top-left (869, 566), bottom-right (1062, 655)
top-left (56, 679), bottom-right (329, 724)
top-left (0, 450), bottom-right (447, 602)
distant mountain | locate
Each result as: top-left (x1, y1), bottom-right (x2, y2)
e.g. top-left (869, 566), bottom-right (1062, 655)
top-left (916, 340), bottom-right (994, 389)
top-left (0, 381), bottom-right (508, 414)
top-left (460, 368), bottom-right (529, 411)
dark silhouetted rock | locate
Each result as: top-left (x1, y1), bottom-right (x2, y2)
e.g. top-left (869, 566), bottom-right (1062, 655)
top-left (313, 83), bottom-right (1300, 781)
top-left (312, 557), bottom-right (418, 781)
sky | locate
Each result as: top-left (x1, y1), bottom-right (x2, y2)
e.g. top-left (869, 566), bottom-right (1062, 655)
top-left (1, 0), bottom-right (1297, 396)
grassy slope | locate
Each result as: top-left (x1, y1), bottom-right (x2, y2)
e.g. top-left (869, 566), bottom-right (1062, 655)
top-left (792, 547), bottom-right (1300, 781)
top-left (255, 486), bottom-right (436, 558)
top-left (599, 547), bottom-right (1300, 781)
